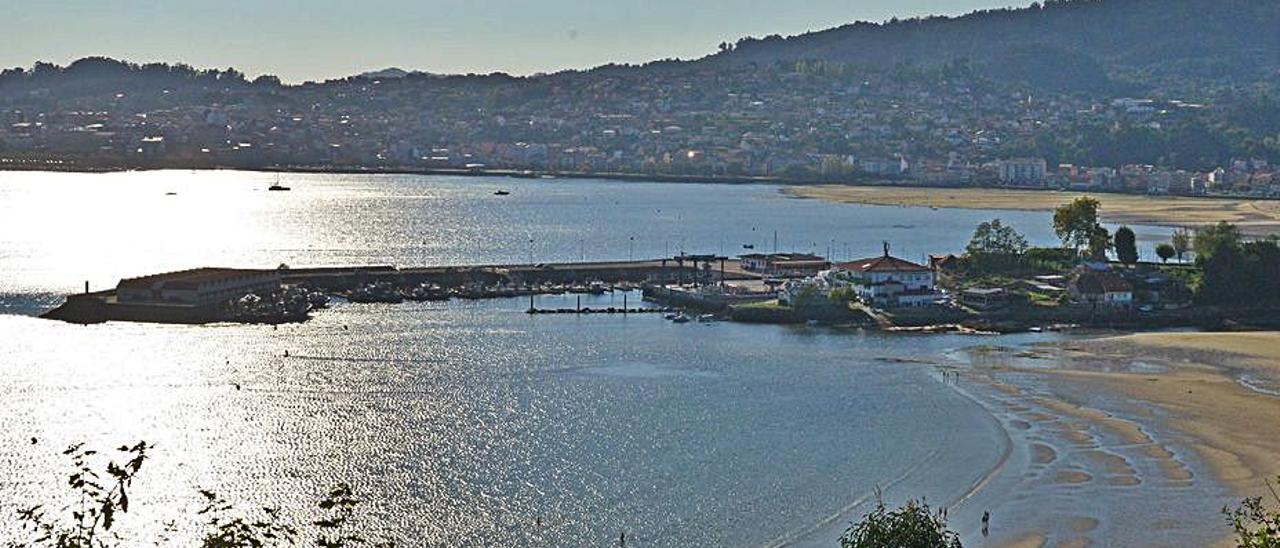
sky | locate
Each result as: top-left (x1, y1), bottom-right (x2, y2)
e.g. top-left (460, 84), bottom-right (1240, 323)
top-left (1, 1), bottom-right (1021, 83)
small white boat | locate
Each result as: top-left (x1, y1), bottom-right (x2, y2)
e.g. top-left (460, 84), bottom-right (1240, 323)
top-left (671, 314), bottom-right (691, 324)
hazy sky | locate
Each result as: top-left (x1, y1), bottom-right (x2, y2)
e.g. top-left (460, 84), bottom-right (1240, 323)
top-left (2, 1), bottom-right (1020, 82)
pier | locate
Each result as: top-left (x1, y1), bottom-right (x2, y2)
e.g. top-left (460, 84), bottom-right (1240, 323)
top-left (41, 257), bottom-right (760, 325)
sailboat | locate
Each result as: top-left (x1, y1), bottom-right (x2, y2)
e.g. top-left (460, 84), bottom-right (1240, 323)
top-left (268, 174), bottom-right (291, 191)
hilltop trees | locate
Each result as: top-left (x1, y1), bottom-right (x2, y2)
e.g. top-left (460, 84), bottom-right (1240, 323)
top-left (1053, 197), bottom-right (1107, 256)
top-left (1191, 222), bottom-right (1243, 304)
top-left (1194, 222), bottom-right (1244, 262)
top-left (967, 219), bottom-right (1030, 256)
top-left (1172, 228), bottom-right (1193, 263)
top-left (1191, 222), bottom-right (1280, 306)
top-left (1114, 226), bottom-right (1139, 266)
top-left (965, 219), bottom-right (1029, 271)
top-left (1086, 226), bottom-right (1113, 261)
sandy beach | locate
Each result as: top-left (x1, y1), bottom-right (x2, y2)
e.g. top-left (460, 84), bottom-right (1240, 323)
top-left (788, 185), bottom-right (1280, 234)
top-left (1059, 332), bottom-right (1280, 493)
top-left (971, 331), bottom-right (1280, 547)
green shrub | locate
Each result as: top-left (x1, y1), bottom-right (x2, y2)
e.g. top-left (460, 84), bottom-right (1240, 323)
top-left (1224, 477), bottom-right (1280, 548)
top-left (840, 499), bottom-right (961, 548)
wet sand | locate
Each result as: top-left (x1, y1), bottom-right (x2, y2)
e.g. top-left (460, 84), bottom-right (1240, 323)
top-left (968, 368), bottom-right (1201, 547)
top-left (973, 331), bottom-right (1280, 547)
top-left (787, 185), bottom-right (1280, 234)
top-left (1066, 333), bottom-right (1280, 494)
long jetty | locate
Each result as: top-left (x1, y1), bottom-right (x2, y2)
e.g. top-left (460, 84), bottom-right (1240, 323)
top-left (280, 258), bottom-right (755, 291)
top-left (42, 258), bottom-right (759, 325)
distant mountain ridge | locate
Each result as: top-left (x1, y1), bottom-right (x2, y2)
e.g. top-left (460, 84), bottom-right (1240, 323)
top-left (5, 0), bottom-right (1275, 95)
top-left (0, 0), bottom-right (1277, 175)
top-left (359, 67), bottom-right (411, 79)
top-left (698, 0), bottom-right (1280, 94)
top-left (357, 68), bottom-right (441, 80)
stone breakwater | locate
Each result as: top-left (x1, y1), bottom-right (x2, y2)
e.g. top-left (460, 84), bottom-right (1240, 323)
top-left (41, 260), bottom-right (732, 325)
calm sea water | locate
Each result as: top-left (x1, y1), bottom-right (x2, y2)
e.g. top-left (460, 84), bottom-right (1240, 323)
top-left (0, 171), bottom-right (1210, 546)
top-left (0, 170), bottom-right (1167, 314)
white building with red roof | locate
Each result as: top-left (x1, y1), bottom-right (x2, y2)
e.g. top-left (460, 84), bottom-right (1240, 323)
top-left (836, 249), bottom-right (941, 308)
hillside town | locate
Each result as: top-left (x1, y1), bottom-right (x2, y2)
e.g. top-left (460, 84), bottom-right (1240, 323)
top-left (1, 59), bottom-right (1277, 198)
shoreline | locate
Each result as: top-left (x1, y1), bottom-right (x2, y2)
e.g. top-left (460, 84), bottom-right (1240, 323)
top-left (0, 163), bottom-right (800, 186)
top-left (4, 163), bottom-right (1278, 205)
top-left (9, 163), bottom-right (1278, 233)
top-left (786, 184), bottom-right (1280, 235)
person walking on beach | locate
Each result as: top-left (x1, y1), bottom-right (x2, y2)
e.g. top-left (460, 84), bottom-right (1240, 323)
top-left (981, 510), bottom-right (990, 537)
top-left (619, 531), bottom-right (626, 547)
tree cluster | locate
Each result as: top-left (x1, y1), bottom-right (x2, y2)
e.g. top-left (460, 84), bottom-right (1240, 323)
top-left (1193, 222), bottom-right (1280, 307)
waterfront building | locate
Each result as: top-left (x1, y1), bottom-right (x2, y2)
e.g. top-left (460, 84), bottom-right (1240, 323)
top-left (117, 268), bottom-right (281, 306)
top-left (739, 253), bottom-right (830, 278)
top-left (962, 287), bottom-right (1008, 310)
top-left (836, 250), bottom-right (941, 308)
top-left (998, 158), bottom-right (1049, 185)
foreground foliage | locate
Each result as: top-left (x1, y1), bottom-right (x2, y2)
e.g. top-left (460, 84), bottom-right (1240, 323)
top-left (1225, 477), bottom-right (1280, 548)
top-left (12, 443), bottom-right (1280, 547)
top-left (8, 442), bottom-right (391, 548)
top-left (11, 442), bottom-right (150, 548)
top-left (840, 499), bottom-right (962, 548)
